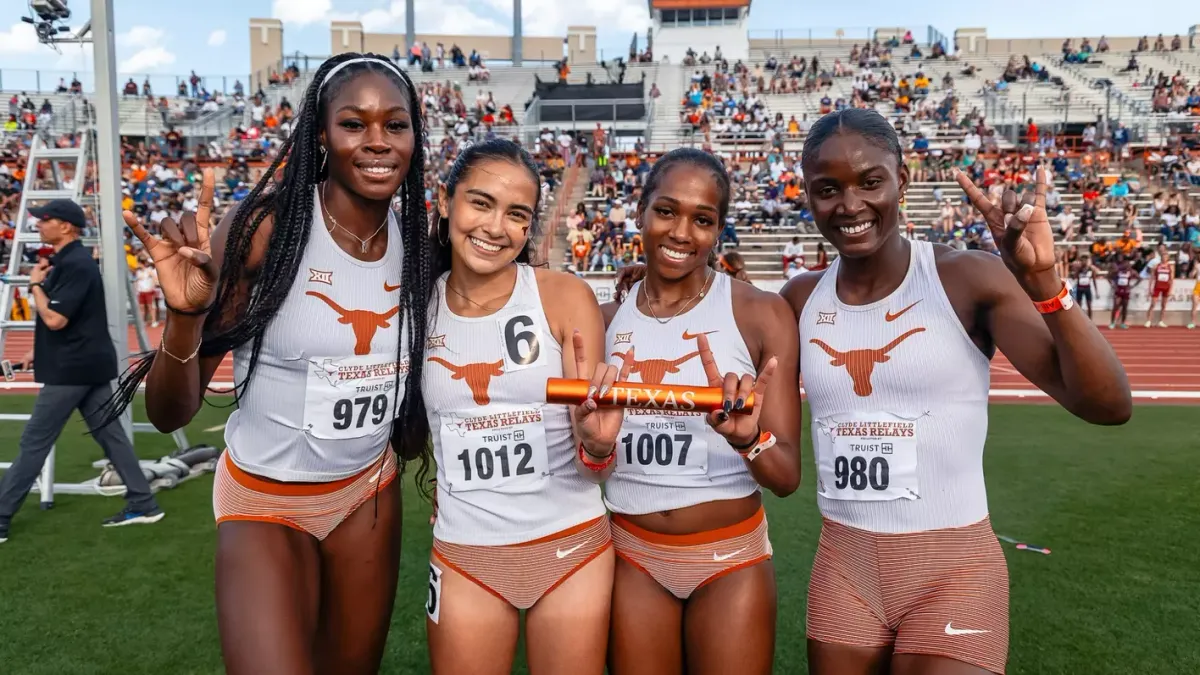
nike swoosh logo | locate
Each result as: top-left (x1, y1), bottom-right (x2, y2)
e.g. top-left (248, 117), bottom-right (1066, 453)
top-left (367, 468), bottom-right (382, 484)
top-left (944, 622), bottom-right (990, 636)
top-left (556, 541), bottom-right (586, 559)
top-left (682, 330), bottom-right (718, 341)
top-left (885, 300), bottom-right (921, 322)
top-left (713, 547), bottom-right (746, 562)
top-left (383, 282), bottom-right (401, 292)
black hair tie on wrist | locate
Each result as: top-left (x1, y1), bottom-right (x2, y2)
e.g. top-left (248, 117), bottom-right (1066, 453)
top-left (163, 298), bottom-right (217, 316)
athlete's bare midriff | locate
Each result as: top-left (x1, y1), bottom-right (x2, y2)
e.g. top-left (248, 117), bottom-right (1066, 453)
top-left (620, 492), bottom-right (762, 535)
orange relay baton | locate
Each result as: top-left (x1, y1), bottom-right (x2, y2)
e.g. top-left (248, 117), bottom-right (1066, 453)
top-left (545, 378), bottom-right (754, 415)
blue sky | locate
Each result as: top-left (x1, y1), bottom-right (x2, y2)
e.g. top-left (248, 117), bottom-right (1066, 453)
top-left (0, 0), bottom-right (1193, 92)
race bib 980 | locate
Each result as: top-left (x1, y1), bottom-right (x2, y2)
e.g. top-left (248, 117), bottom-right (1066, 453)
top-left (815, 412), bottom-right (919, 502)
top-left (440, 404), bottom-right (549, 493)
top-left (616, 411), bottom-right (709, 476)
top-left (302, 354), bottom-right (407, 440)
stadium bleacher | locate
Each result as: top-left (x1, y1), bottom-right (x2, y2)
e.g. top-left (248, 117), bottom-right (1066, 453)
top-left (2, 30), bottom-right (1198, 307)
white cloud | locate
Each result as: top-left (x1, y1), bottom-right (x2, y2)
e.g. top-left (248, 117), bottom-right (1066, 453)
top-left (0, 22), bottom-right (92, 71)
top-left (208, 29), bottom-right (227, 47)
top-left (272, 0), bottom-right (333, 26)
top-left (0, 22), bottom-right (40, 56)
top-left (358, 0), bottom-right (506, 35)
top-left (116, 26), bottom-right (176, 72)
top-left (481, 0), bottom-right (649, 38)
top-left (120, 46), bottom-right (176, 73)
top-left (271, 0), bottom-right (644, 45)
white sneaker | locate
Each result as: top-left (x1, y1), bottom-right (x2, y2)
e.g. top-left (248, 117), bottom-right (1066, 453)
top-left (1158, 321), bottom-right (1168, 328)
top-left (1144, 321), bottom-right (1152, 328)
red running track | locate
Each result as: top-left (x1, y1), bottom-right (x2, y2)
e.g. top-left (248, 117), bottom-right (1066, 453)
top-left (1, 324), bottom-right (1198, 401)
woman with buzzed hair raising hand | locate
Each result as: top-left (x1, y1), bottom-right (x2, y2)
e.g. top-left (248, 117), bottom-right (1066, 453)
top-left (786, 108), bottom-right (1130, 675)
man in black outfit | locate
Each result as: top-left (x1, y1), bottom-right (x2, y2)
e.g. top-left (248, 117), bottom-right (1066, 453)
top-left (0, 199), bottom-right (162, 544)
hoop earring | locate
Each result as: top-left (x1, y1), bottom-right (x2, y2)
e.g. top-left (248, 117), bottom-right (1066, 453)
top-left (438, 216), bottom-right (450, 246)
top-left (319, 147), bottom-right (327, 174)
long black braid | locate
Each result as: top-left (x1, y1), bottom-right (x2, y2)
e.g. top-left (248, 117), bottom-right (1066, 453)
top-left (102, 52), bottom-right (435, 489)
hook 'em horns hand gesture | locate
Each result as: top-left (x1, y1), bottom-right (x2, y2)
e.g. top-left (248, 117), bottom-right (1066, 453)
top-left (122, 167), bottom-right (220, 314)
top-left (954, 165), bottom-right (1064, 299)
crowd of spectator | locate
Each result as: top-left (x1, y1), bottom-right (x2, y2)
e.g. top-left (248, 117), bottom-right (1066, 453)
top-left (3, 39), bottom-right (1199, 323)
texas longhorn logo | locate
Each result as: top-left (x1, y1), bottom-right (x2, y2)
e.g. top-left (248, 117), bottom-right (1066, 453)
top-left (611, 349), bottom-right (700, 385)
top-left (427, 358), bottom-right (505, 405)
top-left (306, 291), bottom-right (401, 356)
top-left (610, 329), bottom-right (713, 384)
top-left (808, 328), bottom-right (926, 397)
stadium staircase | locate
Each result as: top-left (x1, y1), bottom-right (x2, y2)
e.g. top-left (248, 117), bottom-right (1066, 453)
top-left (546, 168), bottom-right (588, 266)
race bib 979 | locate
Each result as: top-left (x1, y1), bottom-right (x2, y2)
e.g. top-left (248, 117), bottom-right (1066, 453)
top-left (302, 354), bottom-right (407, 440)
top-left (815, 412), bottom-right (920, 502)
top-left (616, 411), bottom-right (709, 476)
top-left (440, 404), bottom-right (549, 493)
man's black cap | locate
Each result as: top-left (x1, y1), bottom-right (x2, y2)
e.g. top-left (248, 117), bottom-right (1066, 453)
top-left (28, 199), bottom-right (86, 229)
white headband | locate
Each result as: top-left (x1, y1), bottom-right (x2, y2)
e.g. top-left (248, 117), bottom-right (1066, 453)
top-left (319, 57), bottom-right (406, 92)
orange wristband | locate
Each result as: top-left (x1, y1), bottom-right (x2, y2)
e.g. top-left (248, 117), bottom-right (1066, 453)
top-left (1032, 281), bottom-right (1074, 314)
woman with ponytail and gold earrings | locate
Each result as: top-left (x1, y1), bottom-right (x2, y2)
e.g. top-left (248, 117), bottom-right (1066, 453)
top-left (420, 138), bottom-right (628, 675)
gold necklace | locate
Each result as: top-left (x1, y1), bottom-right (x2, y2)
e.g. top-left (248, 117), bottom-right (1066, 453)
top-left (445, 277), bottom-right (514, 312)
top-left (321, 183), bottom-right (388, 253)
top-left (641, 269), bottom-right (714, 325)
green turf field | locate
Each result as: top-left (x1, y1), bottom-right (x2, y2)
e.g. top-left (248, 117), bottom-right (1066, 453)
top-left (0, 397), bottom-right (1197, 675)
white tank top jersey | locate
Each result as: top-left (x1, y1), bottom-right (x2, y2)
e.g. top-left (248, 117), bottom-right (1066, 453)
top-left (225, 187), bottom-right (409, 482)
top-left (799, 240), bottom-right (992, 535)
top-left (423, 265), bottom-right (605, 547)
top-left (603, 272), bottom-right (760, 515)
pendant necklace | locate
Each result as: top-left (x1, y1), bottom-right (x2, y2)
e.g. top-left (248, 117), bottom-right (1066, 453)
top-left (321, 183), bottom-right (388, 253)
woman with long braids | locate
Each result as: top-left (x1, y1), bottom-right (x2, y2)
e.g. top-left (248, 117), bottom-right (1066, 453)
top-left (601, 148), bottom-right (802, 674)
top-left (420, 139), bottom-right (627, 674)
top-left (108, 53), bottom-right (432, 674)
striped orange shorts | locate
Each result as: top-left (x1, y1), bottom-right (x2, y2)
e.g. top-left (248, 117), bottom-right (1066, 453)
top-left (212, 450), bottom-right (398, 541)
top-left (611, 506), bottom-right (773, 600)
top-left (807, 517), bottom-right (1010, 674)
top-left (432, 516), bottom-right (612, 610)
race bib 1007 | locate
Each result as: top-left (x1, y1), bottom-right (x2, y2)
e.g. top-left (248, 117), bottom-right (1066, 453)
top-left (440, 404), bottom-right (549, 493)
top-left (616, 410), bottom-right (709, 477)
top-left (302, 354), bottom-right (407, 440)
top-left (815, 412), bottom-right (920, 502)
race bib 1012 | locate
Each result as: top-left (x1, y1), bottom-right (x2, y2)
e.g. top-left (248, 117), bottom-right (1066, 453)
top-left (815, 412), bottom-right (920, 502)
top-left (302, 354), bottom-right (407, 440)
top-left (615, 410), bottom-right (709, 477)
top-left (440, 403), bottom-right (549, 493)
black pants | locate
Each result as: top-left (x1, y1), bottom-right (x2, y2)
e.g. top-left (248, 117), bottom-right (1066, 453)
top-left (0, 383), bottom-right (157, 528)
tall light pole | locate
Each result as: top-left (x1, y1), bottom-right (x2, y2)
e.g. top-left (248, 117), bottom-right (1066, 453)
top-left (512, 0), bottom-right (522, 66)
top-left (406, 0), bottom-right (415, 52)
top-left (90, 0), bottom-right (132, 442)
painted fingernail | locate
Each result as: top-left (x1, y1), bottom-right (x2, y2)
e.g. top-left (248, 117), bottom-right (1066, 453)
top-left (1017, 204), bottom-right (1035, 221)
top-left (586, 386), bottom-right (598, 400)
top-left (599, 385), bottom-right (611, 398)
top-left (717, 412), bottom-right (729, 423)
top-left (585, 399), bottom-right (598, 411)
top-left (723, 400), bottom-right (732, 413)
top-left (735, 397), bottom-right (745, 410)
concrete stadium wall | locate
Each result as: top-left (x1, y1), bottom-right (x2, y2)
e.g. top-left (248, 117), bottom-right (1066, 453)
top-left (329, 21), bottom-right (584, 64)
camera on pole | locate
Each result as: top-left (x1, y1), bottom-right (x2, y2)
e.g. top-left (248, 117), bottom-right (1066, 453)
top-left (21, 1), bottom-right (83, 46)
top-left (21, 1), bottom-right (90, 50)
